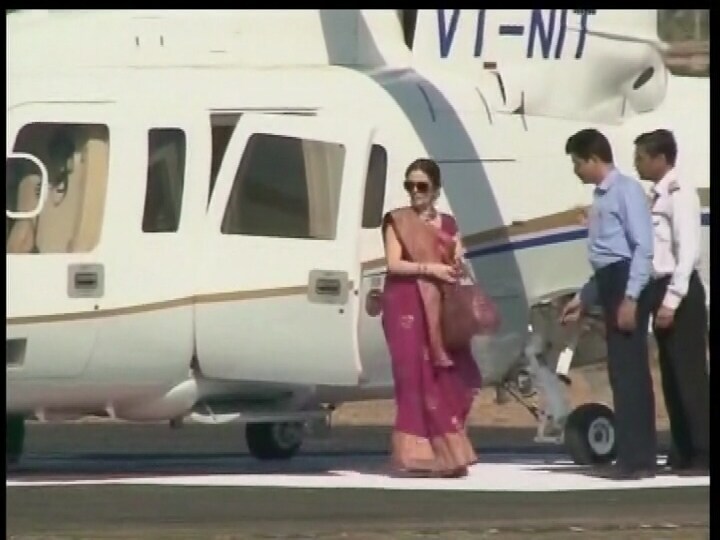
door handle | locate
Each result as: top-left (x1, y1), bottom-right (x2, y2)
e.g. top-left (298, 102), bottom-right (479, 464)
top-left (75, 271), bottom-right (99, 289)
top-left (6, 338), bottom-right (27, 367)
top-left (315, 278), bottom-right (342, 296)
top-left (307, 270), bottom-right (349, 305)
top-left (68, 264), bottom-right (105, 298)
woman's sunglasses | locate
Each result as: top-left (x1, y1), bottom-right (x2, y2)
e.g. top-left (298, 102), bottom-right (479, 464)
top-left (403, 181), bottom-right (431, 194)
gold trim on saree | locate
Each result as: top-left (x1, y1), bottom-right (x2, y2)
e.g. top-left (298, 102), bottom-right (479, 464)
top-left (390, 430), bottom-right (477, 474)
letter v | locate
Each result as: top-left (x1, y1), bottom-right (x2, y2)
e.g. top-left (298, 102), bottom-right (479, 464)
top-left (438, 9), bottom-right (461, 58)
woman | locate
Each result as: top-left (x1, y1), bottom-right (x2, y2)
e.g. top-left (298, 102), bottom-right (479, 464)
top-left (382, 158), bottom-right (482, 478)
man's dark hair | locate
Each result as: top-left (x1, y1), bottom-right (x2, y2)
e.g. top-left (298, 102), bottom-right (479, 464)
top-left (634, 129), bottom-right (677, 167)
top-left (565, 128), bottom-right (614, 164)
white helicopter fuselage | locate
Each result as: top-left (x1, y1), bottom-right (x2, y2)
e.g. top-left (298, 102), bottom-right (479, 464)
top-left (5, 64), bottom-right (567, 418)
top-left (6, 10), bottom-right (709, 433)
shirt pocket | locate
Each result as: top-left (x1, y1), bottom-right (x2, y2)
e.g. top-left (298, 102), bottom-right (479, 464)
top-left (652, 212), bottom-right (672, 242)
top-left (594, 206), bottom-right (623, 241)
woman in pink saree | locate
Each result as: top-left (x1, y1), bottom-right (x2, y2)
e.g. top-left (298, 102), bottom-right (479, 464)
top-left (382, 158), bottom-right (482, 478)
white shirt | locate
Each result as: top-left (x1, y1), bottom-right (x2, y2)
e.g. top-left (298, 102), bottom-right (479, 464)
top-left (650, 168), bottom-right (702, 310)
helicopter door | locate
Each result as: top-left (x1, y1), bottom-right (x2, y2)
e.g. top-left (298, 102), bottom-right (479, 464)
top-left (196, 113), bottom-right (372, 385)
top-left (6, 102), bottom-right (113, 380)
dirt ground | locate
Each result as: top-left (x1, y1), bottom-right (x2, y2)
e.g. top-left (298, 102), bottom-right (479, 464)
top-left (334, 358), bottom-right (671, 430)
top-left (53, 354), bottom-right (672, 432)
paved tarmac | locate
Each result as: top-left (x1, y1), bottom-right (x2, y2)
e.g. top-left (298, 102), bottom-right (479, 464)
top-left (6, 423), bottom-right (710, 539)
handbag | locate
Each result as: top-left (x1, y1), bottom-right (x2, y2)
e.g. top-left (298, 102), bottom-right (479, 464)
top-left (441, 275), bottom-right (500, 350)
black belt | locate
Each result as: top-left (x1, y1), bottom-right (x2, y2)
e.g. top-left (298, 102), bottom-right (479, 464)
top-left (652, 269), bottom-right (699, 282)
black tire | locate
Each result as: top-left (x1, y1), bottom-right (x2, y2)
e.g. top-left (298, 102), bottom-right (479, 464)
top-left (246, 422), bottom-right (303, 461)
top-left (564, 403), bottom-right (617, 466)
top-left (6, 414), bottom-right (25, 465)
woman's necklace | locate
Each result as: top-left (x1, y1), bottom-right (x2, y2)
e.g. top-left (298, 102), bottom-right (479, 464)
top-left (417, 208), bottom-right (438, 223)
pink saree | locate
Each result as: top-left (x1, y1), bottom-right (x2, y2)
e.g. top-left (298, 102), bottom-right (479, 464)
top-left (382, 207), bottom-right (482, 476)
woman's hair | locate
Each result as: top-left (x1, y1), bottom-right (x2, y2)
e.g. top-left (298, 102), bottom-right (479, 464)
top-left (405, 158), bottom-right (441, 189)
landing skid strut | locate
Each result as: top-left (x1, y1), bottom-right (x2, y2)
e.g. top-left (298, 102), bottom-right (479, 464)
top-left (500, 330), bottom-right (618, 464)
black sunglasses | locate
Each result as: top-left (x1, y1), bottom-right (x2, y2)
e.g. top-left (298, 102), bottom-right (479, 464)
top-left (404, 181), bottom-right (431, 194)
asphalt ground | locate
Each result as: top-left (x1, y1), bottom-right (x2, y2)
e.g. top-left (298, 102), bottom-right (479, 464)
top-left (6, 423), bottom-right (710, 539)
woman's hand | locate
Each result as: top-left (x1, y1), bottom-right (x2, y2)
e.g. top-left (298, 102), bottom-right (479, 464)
top-left (452, 236), bottom-right (466, 274)
top-left (425, 263), bottom-right (458, 283)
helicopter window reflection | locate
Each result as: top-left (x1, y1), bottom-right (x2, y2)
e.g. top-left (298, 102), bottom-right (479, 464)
top-left (6, 123), bottom-right (110, 254)
top-left (142, 128), bottom-right (186, 233)
top-left (221, 134), bottom-right (345, 240)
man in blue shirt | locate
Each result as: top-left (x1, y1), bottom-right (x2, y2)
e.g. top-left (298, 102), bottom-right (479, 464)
top-left (560, 128), bottom-right (657, 479)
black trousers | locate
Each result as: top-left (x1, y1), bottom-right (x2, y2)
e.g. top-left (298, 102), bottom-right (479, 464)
top-left (649, 271), bottom-right (710, 467)
top-left (595, 260), bottom-right (657, 470)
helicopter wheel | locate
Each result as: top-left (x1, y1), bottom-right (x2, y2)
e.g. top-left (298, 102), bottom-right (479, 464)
top-left (246, 421), bottom-right (304, 460)
top-left (564, 403), bottom-right (617, 466)
top-left (7, 414), bottom-right (25, 466)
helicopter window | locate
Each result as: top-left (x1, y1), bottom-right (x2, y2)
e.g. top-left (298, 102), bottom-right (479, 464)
top-left (6, 122), bottom-right (110, 254)
top-left (362, 145), bottom-right (388, 229)
top-left (632, 66), bottom-right (655, 90)
top-left (142, 129), bottom-right (186, 233)
top-left (221, 133), bottom-right (345, 240)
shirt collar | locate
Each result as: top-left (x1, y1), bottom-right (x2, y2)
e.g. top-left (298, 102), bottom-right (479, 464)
top-left (596, 168), bottom-right (619, 193)
top-left (652, 168), bottom-right (678, 195)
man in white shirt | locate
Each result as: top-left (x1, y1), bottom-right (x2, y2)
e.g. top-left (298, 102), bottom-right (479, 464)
top-left (634, 129), bottom-right (709, 475)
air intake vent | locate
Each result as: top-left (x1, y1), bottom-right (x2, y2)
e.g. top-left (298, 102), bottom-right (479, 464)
top-left (7, 339), bottom-right (27, 367)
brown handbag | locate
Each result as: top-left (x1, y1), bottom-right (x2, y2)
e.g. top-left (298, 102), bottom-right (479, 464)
top-left (441, 278), bottom-right (500, 350)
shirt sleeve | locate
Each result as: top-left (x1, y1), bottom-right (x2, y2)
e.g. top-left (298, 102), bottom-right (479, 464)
top-left (663, 188), bottom-right (701, 309)
top-left (443, 213), bottom-right (459, 237)
top-left (620, 180), bottom-right (654, 299)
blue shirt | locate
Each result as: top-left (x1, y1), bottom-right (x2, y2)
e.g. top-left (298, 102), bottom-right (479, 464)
top-left (580, 168), bottom-right (654, 306)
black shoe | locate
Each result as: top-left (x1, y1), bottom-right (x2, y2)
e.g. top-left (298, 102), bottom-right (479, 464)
top-left (673, 458), bottom-right (709, 476)
top-left (664, 454), bottom-right (691, 470)
top-left (589, 464), bottom-right (656, 480)
top-left (667, 455), bottom-right (708, 474)
top-left (674, 467), bottom-right (709, 477)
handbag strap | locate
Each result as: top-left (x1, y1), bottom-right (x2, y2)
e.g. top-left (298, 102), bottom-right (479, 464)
top-left (455, 260), bottom-right (476, 285)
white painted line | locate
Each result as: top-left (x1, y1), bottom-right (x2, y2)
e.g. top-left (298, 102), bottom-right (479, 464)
top-left (7, 460), bottom-right (709, 492)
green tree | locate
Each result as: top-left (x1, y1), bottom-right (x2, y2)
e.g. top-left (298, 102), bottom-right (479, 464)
top-left (658, 9), bottom-right (709, 41)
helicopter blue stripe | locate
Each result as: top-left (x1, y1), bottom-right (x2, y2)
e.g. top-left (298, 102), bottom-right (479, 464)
top-left (466, 211), bottom-right (710, 260)
top-left (465, 229), bottom-right (587, 259)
